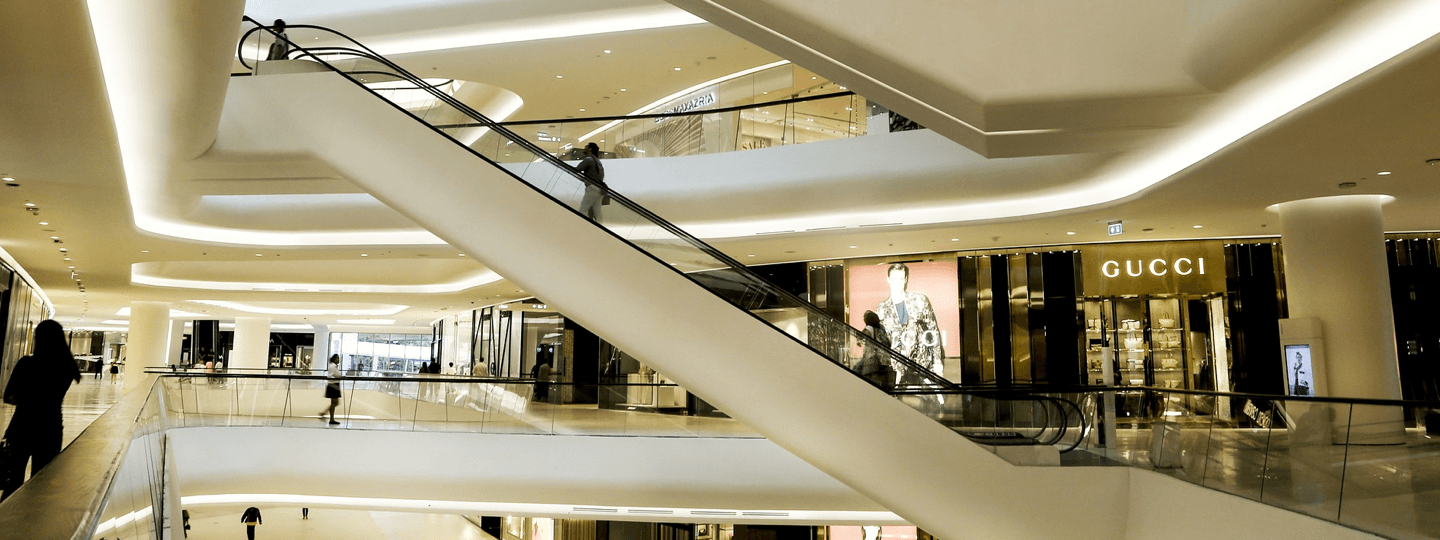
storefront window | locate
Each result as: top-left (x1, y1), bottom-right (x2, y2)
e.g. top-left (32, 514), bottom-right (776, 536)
top-left (328, 332), bottom-right (433, 374)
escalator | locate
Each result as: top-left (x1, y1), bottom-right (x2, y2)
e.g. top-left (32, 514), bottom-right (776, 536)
top-left (229, 19), bottom-right (1100, 539)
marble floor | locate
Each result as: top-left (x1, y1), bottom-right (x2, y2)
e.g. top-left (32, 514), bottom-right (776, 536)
top-left (0, 371), bottom-right (125, 448)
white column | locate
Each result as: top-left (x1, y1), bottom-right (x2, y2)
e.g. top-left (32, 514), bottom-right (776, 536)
top-left (1277, 195), bottom-right (1403, 444)
top-left (125, 301), bottom-right (171, 394)
top-left (230, 317), bottom-right (272, 370)
top-left (167, 319), bottom-right (186, 365)
top-left (312, 324), bottom-right (330, 371)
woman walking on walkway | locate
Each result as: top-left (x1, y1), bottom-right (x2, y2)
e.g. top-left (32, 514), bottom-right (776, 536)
top-left (1, 320), bottom-right (81, 500)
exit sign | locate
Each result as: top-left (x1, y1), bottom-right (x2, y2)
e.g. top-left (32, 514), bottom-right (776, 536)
top-left (1107, 221), bottom-right (1123, 236)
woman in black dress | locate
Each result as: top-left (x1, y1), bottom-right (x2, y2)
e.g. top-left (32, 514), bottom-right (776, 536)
top-left (1, 320), bottom-right (81, 500)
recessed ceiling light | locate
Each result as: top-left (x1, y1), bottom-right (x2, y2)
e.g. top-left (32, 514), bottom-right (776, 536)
top-left (555, 75), bottom-right (563, 78)
top-left (458, 253), bottom-right (465, 257)
top-left (1066, 231), bottom-right (1076, 235)
top-left (811, 76), bottom-right (817, 79)
top-left (58, 248), bottom-right (67, 252)
top-left (141, 250), bottom-right (148, 253)
top-left (67, 266), bottom-right (74, 269)
top-left (1378, 171), bottom-right (1391, 175)
top-left (673, 67), bottom-right (681, 71)
top-left (63, 258), bottom-right (70, 261)
top-left (849, 245), bottom-right (858, 249)
top-left (620, 88), bottom-right (626, 92)
top-left (23, 203), bottom-right (35, 207)
top-left (360, 253), bottom-right (368, 257)
top-left (603, 49), bottom-right (611, 53)
top-left (580, 108), bottom-right (586, 112)
top-left (38, 222), bottom-right (47, 225)
top-left (50, 236), bottom-right (59, 240)
top-left (747, 254), bottom-right (755, 257)
top-left (1193, 225), bottom-right (1203, 229)
top-left (950, 238), bottom-right (959, 241)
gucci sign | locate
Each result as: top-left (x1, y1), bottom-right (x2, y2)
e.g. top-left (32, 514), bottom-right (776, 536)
top-left (1100, 257), bottom-right (1208, 278)
top-left (1082, 241), bottom-right (1225, 296)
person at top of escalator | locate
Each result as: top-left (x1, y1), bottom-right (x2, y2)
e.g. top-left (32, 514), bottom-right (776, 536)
top-left (574, 142), bottom-right (607, 221)
top-left (266, 19), bottom-right (290, 61)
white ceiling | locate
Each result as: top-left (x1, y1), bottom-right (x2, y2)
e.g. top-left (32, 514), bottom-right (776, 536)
top-left (1, 0), bottom-right (1438, 335)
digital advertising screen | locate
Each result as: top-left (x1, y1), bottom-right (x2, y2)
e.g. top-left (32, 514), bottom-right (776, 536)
top-left (1284, 344), bottom-right (1315, 397)
top-left (847, 260), bottom-right (960, 361)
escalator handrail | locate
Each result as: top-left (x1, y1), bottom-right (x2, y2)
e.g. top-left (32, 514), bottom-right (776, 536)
top-left (235, 17), bottom-right (956, 392)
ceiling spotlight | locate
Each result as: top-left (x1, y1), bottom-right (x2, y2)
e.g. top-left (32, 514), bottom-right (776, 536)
top-left (50, 236), bottom-right (59, 240)
top-left (23, 202), bottom-right (35, 207)
top-left (141, 250), bottom-right (148, 253)
top-left (1193, 225), bottom-right (1204, 229)
top-left (38, 222), bottom-right (47, 225)
top-left (603, 49), bottom-right (611, 54)
top-left (849, 245), bottom-right (858, 249)
top-left (1378, 171), bottom-right (1392, 176)
top-left (620, 88), bottom-right (626, 92)
top-left (458, 253), bottom-right (465, 257)
top-left (580, 108), bottom-right (586, 112)
top-left (555, 75), bottom-right (563, 79)
top-left (67, 266), bottom-right (74, 269)
top-left (950, 238), bottom-right (959, 241)
top-left (673, 67), bottom-right (681, 71)
top-left (1066, 231), bottom-right (1076, 235)
top-left (747, 254), bottom-right (755, 257)
top-left (63, 257), bottom-right (70, 261)
top-left (58, 248), bottom-right (67, 252)
top-left (360, 253), bottom-right (369, 257)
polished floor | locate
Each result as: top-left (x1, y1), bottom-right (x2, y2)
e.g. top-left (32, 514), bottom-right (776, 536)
top-left (181, 507), bottom-right (494, 540)
top-left (0, 371), bottom-right (125, 448)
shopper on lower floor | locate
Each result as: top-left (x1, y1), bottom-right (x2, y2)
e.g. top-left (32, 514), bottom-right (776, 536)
top-left (1, 320), bottom-right (82, 501)
top-left (240, 506), bottom-right (262, 539)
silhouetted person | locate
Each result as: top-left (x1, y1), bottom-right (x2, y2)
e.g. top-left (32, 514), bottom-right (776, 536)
top-left (265, 19), bottom-right (289, 61)
top-left (1, 320), bottom-right (81, 501)
top-left (240, 506), bottom-right (263, 539)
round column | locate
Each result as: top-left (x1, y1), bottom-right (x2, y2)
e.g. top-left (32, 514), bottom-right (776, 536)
top-left (311, 324), bottom-right (330, 372)
top-left (229, 317), bottom-right (272, 370)
top-left (1277, 194), bottom-right (1403, 444)
top-left (125, 301), bottom-right (171, 394)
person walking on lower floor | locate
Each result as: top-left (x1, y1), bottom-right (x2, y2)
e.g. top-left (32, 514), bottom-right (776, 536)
top-left (240, 506), bottom-right (263, 539)
top-left (1, 320), bottom-right (82, 501)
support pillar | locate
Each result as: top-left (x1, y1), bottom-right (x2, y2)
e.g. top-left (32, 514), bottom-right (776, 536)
top-left (230, 317), bottom-right (271, 370)
top-left (312, 324), bottom-right (330, 370)
top-left (1277, 195), bottom-right (1403, 444)
top-left (168, 319), bottom-right (186, 365)
top-left (125, 301), bottom-right (171, 394)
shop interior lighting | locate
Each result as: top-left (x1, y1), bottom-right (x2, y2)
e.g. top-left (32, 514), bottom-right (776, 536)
top-left (1378, 171), bottom-right (1391, 175)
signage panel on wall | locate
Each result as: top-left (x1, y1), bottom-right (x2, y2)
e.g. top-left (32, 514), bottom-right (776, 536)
top-left (847, 261), bottom-right (960, 360)
top-left (1081, 241), bottom-right (1226, 296)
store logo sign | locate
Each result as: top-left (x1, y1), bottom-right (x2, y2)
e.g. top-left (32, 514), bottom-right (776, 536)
top-left (1100, 257), bottom-right (1207, 278)
top-left (1082, 241), bottom-right (1225, 296)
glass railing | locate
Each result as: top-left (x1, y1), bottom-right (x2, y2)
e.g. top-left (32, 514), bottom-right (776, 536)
top-left (470, 92), bottom-right (867, 163)
top-left (233, 18), bottom-right (956, 403)
top-left (155, 371), bottom-right (760, 439)
top-left (960, 385), bottom-right (1440, 539)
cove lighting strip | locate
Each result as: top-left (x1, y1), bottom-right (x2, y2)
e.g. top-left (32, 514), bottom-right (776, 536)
top-left (131, 268), bottom-right (503, 294)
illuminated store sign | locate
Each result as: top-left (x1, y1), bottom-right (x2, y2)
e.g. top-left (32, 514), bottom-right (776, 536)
top-left (655, 92), bottom-right (716, 123)
top-left (1082, 241), bottom-right (1225, 296)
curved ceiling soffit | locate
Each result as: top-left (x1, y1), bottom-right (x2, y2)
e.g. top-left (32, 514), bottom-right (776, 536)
top-left (131, 262), bottom-right (503, 294)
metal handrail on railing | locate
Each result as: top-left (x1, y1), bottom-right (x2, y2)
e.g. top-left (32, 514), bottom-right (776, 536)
top-left (232, 18), bottom-right (955, 398)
